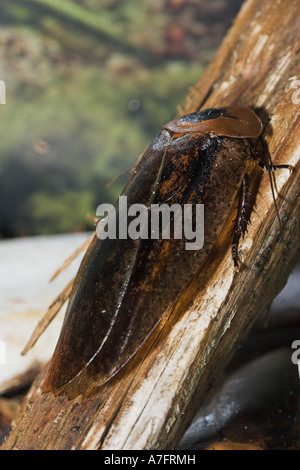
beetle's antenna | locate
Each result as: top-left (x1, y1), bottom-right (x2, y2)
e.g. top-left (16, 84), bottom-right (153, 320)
top-left (260, 137), bottom-right (282, 231)
top-left (106, 166), bottom-right (132, 188)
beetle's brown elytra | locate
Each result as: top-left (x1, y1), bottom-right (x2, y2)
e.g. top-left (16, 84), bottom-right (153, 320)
top-left (42, 106), bottom-right (289, 398)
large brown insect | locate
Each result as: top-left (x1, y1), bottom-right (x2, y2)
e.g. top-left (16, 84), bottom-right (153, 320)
top-left (43, 106), bottom-right (291, 397)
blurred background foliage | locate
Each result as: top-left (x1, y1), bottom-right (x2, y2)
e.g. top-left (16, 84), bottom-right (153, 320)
top-left (0, 0), bottom-right (244, 238)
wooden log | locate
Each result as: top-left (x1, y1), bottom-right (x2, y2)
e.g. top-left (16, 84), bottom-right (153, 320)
top-left (2, 0), bottom-right (300, 450)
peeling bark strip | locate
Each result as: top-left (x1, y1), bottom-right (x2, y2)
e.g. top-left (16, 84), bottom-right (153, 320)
top-left (2, 0), bottom-right (300, 450)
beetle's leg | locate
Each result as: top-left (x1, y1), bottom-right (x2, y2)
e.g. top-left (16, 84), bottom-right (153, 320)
top-left (249, 138), bottom-right (294, 229)
top-left (232, 173), bottom-right (251, 271)
top-left (248, 138), bottom-right (294, 173)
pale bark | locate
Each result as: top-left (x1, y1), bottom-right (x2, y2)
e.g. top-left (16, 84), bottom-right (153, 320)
top-left (2, 0), bottom-right (300, 450)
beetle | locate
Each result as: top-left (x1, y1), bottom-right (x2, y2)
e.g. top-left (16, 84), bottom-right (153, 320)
top-left (43, 106), bottom-right (291, 398)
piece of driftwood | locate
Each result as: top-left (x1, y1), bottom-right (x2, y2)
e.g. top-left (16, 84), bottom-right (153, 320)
top-left (2, 0), bottom-right (300, 450)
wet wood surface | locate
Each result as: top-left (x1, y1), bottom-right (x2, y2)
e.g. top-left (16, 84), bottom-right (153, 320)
top-left (2, 0), bottom-right (300, 450)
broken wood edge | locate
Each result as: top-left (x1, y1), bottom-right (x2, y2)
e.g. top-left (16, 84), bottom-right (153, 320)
top-left (49, 234), bottom-right (94, 282)
top-left (21, 279), bottom-right (74, 355)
